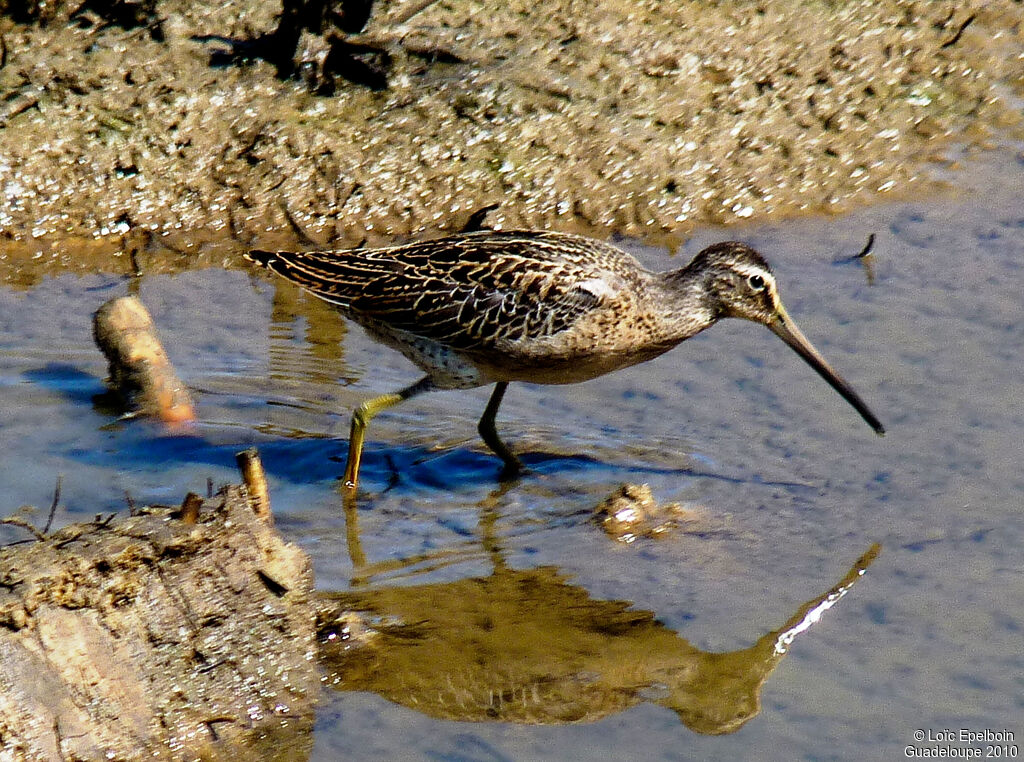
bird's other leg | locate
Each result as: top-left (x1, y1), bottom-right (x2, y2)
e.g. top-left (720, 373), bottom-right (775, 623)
top-left (343, 376), bottom-right (434, 492)
top-left (477, 382), bottom-right (523, 479)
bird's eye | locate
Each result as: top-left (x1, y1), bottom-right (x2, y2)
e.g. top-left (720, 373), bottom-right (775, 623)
top-left (747, 274), bottom-right (766, 291)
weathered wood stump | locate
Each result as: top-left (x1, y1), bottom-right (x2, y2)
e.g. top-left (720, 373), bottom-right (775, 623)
top-left (0, 485), bottom-right (318, 761)
top-left (93, 296), bottom-right (196, 424)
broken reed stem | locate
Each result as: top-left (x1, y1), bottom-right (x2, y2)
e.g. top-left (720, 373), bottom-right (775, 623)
top-left (236, 448), bottom-right (272, 525)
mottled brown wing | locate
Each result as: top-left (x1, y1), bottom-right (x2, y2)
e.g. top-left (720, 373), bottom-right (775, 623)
top-left (246, 231), bottom-right (627, 350)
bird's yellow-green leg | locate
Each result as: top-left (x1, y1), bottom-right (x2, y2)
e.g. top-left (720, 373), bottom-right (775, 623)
top-left (343, 377), bottom-right (434, 492)
top-left (477, 382), bottom-right (523, 478)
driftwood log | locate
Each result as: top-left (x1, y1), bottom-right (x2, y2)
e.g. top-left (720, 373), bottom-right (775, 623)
top-left (93, 296), bottom-right (196, 425)
top-left (0, 485), bottom-right (318, 761)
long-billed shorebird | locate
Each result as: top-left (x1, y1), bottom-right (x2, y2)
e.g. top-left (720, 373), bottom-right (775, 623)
top-left (246, 230), bottom-right (884, 491)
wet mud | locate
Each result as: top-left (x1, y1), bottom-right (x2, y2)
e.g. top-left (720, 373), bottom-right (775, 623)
top-left (0, 485), bottom-right (318, 761)
top-left (1, 0), bottom-right (1022, 281)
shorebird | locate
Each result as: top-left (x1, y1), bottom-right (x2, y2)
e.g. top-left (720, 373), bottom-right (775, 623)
top-left (246, 230), bottom-right (884, 491)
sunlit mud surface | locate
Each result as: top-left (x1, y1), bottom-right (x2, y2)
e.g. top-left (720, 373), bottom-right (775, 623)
top-left (2, 146), bottom-right (1022, 759)
top-left (0, 1), bottom-right (1021, 244)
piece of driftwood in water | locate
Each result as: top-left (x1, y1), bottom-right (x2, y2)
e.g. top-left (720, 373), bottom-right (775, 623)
top-left (0, 485), bottom-right (318, 761)
top-left (93, 295), bottom-right (196, 424)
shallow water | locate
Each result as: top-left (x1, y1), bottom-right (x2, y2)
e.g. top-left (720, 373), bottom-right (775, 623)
top-left (1, 146), bottom-right (1022, 760)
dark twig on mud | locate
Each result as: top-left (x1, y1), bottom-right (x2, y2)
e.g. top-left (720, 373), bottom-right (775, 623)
top-left (202, 716), bottom-right (238, 742)
top-left (941, 14), bottom-right (975, 48)
top-left (392, 0), bottom-right (442, 25)
top-left (278, 199), bottom-right (320, 247)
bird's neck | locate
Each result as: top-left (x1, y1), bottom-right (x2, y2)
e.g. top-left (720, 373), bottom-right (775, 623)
top-left (652, 267), bottom-right (720, 343)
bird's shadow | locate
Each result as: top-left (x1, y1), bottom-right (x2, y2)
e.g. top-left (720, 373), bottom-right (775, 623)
top-left (345, 445), bottom-right (609, 493)
top-left (333, 442), bottom-right (811, 496)
top-left (23, 363), bottom-right (809, 498)
top-left (20, 363), bottom-right (610, 488)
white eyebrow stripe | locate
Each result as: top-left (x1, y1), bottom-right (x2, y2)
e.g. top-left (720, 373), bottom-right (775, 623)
top-left (732, 263), bottom-right (773, 281)
top-left (732, 263), bottom-right (781, 303)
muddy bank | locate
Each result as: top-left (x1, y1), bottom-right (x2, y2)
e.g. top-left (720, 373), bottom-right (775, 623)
top-left (0, 0), bottom-right (1021, 281)
top-left (0, 485), bottom-right (317, 761)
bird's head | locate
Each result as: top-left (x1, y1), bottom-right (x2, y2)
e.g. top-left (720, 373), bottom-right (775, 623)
top-left (687, 241), bottom-right (885, 435)
top-left (690, 242), bottom-right (780, 325)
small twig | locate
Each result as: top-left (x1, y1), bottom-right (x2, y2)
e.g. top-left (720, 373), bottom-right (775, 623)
top-left (835, 234), bottom-right (877, 285)
top-left (392, 0), bottom-right (441, 25)
top-left (836, 234), bottom-right (876, 263)
top-left (202, 716), bottom-right (237, 741)
top-left (127, 244), bottom-right (142, 277)
top-left (53, 719), bottom-right (68, 762)
top-left (92, 295), bottom-right (196, 424)
top-left (53, 527), bottom-right (86, 549)
top-left (196, 659), bottom-right (228, 675)
top-left (855, 233), bottom-right (875, 259)
top-left (0, 517), bottom-right (46, 542)
top-left (277, 198), bottom-right (319, 248)
top-left (42, 474), bottom-right (62, 535)
top-left (941, 14), bottom-right (975, 48)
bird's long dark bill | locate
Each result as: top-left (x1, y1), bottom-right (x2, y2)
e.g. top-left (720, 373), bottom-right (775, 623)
top-left (769, 307), bottom-right (885, 435)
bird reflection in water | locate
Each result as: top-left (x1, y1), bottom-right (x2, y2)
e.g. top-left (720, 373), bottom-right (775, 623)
top-left (319, 512), bottom-right (879, 734)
